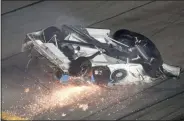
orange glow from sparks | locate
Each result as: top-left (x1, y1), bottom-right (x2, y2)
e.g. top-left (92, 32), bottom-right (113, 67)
top-left (24, 88), bottom-right (30, 93)
top-left (24, 84), bottom-right (101, 118)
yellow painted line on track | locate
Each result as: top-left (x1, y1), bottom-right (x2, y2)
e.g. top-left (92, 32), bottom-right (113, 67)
top-left (1, 112), bottom-right (28, 120)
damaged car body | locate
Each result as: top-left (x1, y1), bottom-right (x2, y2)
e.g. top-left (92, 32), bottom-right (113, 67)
top-left (22, 25), bottom-right (181, 86)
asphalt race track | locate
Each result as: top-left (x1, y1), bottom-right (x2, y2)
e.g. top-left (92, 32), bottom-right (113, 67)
top-left (2, 1), bottom-right (184, 120)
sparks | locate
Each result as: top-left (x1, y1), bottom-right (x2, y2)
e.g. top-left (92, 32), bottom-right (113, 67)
top-left (24, 88), bottom-right (30, 93)
top-left (24, 84), bottom-right (101, 118)
top-left (79, 104), bottom-right (89, 111)
top-left (61, 113), bottom-right (66, 117)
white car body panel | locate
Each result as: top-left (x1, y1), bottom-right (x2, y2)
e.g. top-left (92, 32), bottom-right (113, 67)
top-left (22, 25), bottom-right (181, 85)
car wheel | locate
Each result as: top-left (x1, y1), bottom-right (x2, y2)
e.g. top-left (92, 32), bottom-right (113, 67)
top-left (92, 66), bottom-right (111, 85)
top-left (113, 29), bottom-right (136, 47)
top-left (69, 57), bottom-right (92, 76)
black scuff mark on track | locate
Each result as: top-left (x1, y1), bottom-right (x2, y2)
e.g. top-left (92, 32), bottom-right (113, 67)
top-left (159, 104), bottom-right (184, 120)
top-left (150, 9), bottom-right (184, 37)
top-left (116, 90), bottom-right (184, 120)
top-left (1, 52), bottom-right (22, 62)
top-left (1, 0), bottom-right (45, 16)
top-left (80, 71), bottom-right (184, 120)
top-left (87, 1), bottom-right (156, 27)
top-left (172, 114), bottom-right (184, 121)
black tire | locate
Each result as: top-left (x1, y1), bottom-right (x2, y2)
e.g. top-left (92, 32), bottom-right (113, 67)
top-left (111, 69), bottom-right (127, 82)
top-left (113, 29), bottom-right (136, 47)
top-left (92, 66), bottom-right (111, 85)
top-left (112, 29), bottom-right (137, 61)
top-left (113, 29), bottom-right (163, 77)
top-left (68, 57), bottom-right (92, 76)
top-left (113, 29), bottom-right (163, 61)
top-left (43, 26), bottom-right (64, 43)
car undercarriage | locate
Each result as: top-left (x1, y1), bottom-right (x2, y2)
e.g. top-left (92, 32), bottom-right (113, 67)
top-left (22, 25), bottom-right (181, 86)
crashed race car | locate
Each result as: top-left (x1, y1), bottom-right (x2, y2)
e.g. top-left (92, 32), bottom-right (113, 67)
top-left (22, 25), bottom-right (181, 86)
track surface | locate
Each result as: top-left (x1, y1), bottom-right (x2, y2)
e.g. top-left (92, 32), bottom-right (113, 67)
top-left (2, 52), bottom-right (184, 120)
top-left (2, 1), bottom-right (184, 120)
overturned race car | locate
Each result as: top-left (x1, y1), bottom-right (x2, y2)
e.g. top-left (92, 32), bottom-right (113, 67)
top-left (22, 25), bottom-right (181, 86)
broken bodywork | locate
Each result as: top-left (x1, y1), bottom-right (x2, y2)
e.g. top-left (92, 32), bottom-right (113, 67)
top-left (22, 25), bottom-right (181, 86)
